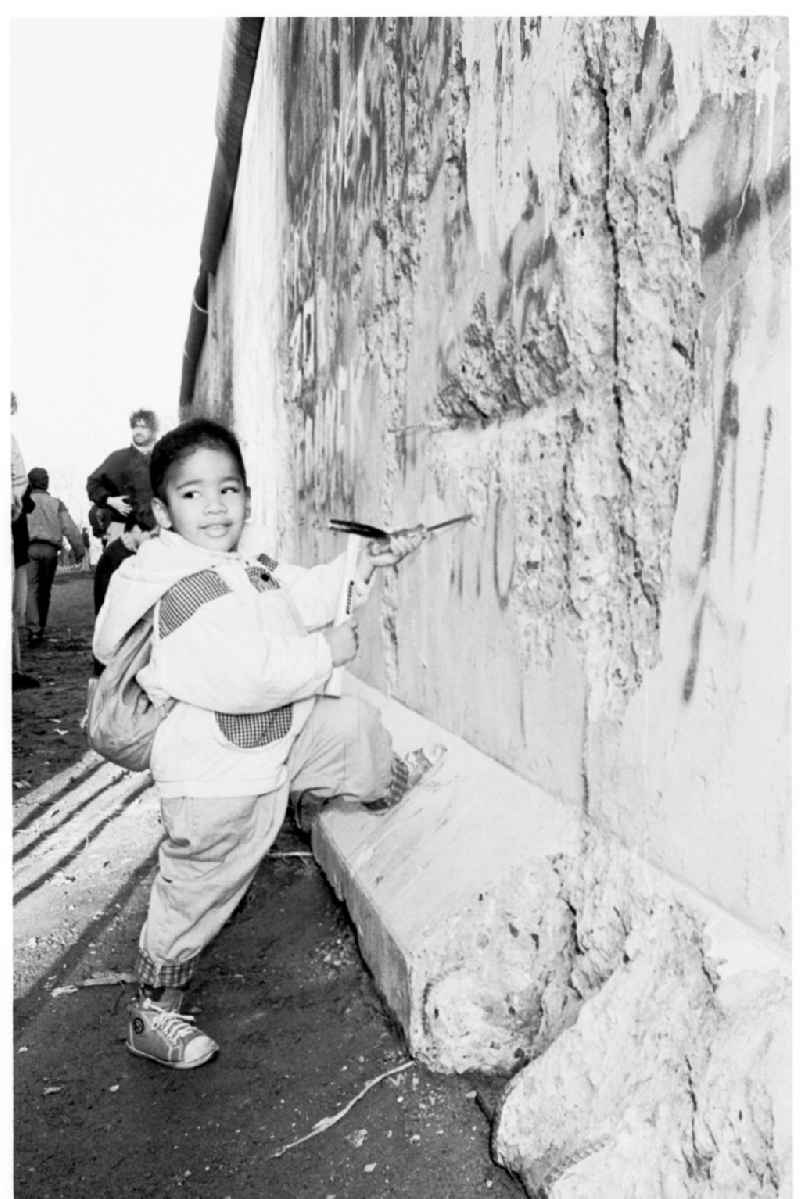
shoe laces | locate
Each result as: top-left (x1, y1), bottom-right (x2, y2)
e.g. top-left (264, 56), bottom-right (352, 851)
top-left (145, 1001), bottom-right (198, 1043)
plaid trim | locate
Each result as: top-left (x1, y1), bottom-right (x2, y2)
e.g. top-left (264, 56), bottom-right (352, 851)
top-left (158, 569), bottom-right (231, 638)
top-left (215, 705), bottom-right (294, 748)
top-left (365, 754), bottom-right (409, 811)
top-left (256, 553), bottom-right (279, 573)
top-left (245, 563), bottom-right (280, 592)
top-left (135, 947), bottom-right (197, 989)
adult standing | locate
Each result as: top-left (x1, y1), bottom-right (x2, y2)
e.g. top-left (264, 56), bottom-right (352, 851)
top-left (86, 409), bottom-right (159, 543)
top-left (25, 467), bottom-right (85, 643)
top-left (12, 482), bottom-right (35, 650)
top-left (10, 394), bottom-right (26, 513)
top-left (10, 391), bottom-right (39, 690)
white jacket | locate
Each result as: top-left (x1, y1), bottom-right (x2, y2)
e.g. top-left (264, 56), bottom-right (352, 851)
top-left (93, 526), bottom-right (370, 798)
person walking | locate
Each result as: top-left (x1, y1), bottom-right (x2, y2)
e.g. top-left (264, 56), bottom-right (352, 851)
top-left (10, 390), bottom-right (39, 690)
top-left (25, 467), bottom-right (85, 644)
top-left (86, 409), bottom-right (159, 544)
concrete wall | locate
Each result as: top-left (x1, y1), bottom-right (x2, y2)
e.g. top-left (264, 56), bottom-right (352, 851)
top-left (195, 15), bottom-right (789, 947)
top-left (194, 21), bottom-right (298, 552)
top-left (189, 17), bottom-right (790, 1193)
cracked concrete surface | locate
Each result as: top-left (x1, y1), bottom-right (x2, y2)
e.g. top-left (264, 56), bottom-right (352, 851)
top-left (493, 905), bottom-right (790, 1197)
top-left (310, 680), bottom-right (790, 1193)
top-left (191, 14), bottom-right (790, 1195)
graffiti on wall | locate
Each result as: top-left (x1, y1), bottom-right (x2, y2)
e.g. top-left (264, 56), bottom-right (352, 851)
top-left (279, 14), bottom-right (786, 740)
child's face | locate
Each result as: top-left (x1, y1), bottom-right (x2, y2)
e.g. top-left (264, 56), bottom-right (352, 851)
top-left (152, 445), bottom-right (248, 554)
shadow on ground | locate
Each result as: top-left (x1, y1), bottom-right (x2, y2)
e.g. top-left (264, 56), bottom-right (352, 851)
top-left (13, 569), bottom-right (97, 795)
top-left (13, 571), bottom-right (524, 1198)
top-left (15, 821), bottom-right (522, 1198)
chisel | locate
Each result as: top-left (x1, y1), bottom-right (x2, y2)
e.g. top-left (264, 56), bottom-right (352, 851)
top-left (329, 513), bottom-right (473, 541)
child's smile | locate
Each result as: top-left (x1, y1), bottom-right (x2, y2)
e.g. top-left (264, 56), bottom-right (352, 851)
top-left (153, 445), bottom-right (248, 553)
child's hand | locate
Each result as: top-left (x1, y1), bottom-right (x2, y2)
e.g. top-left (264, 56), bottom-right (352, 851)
top-left (322, 616), bottom-right (360, 666)
top-left (367, 524), bottom-right (428, 569)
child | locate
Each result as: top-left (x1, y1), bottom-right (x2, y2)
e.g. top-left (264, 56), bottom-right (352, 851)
top-left (93, 417), bottom-right (443, 1069)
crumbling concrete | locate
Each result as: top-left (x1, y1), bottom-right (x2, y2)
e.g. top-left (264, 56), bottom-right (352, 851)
top-left (188, 15), bottom-right (791, 1194)
top-left (199, 14), bottom-right (789, 941)
top-left (313, 676), bottom-right (585, 1075)
top-left (494, 913), bottom-right (790, 1196)
top-left (312, 677), bottom-right (790, 1194)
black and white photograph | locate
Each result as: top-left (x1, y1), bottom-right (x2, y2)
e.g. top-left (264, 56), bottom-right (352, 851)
top-left (9, 15), bottom-right (792, 1197)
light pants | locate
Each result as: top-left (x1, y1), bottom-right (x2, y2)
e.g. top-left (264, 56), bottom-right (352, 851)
top-left (136, 694), bottom-right (394, 989)
top-left (12, 562), bottom-right (27, 671)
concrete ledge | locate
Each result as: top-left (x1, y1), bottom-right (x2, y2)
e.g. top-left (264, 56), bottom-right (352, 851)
top-left (312, 675), bottom-right (585, 1072)
top-left (312, 676), bottom-right (791, 1191)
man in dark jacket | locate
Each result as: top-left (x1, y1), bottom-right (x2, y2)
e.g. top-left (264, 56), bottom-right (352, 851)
top-left (86, 409), bottom-right (159, 542)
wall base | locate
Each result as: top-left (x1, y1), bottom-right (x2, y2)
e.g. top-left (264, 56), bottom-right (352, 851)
top-left (312, 675), bottom-right (791, 1193)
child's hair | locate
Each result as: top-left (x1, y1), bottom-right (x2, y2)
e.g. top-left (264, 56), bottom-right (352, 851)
top-left (129, 408), bottom-right (159, 430)
top-left (149, 417), bottom-right (248, 502)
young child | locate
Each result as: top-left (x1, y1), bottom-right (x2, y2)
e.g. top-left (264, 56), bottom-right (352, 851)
top-left (93, 417), bottom-right (443, 1069)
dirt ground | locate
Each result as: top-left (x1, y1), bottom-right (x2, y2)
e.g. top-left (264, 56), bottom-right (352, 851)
top-left (12, 570), bottom-right (525, 1199)
top-left (12, 568), bottom-right (97, 795)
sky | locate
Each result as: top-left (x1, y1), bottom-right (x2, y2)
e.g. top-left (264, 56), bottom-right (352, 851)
top-left (3, 18), bottom-right (226, 1153)
top-left (9, 17), bottom-right (226, 527)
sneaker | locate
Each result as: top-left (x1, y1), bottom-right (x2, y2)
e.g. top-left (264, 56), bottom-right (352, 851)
top-left (364, 744), bottom-right (447, 812)
top-left (126, 997), bottom-right (218, 1069)
top-left (291, 745), bottom-right (448, 827)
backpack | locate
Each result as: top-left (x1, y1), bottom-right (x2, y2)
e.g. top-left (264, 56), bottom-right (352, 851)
top-left (86, 607), bottom-right (176, 772)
